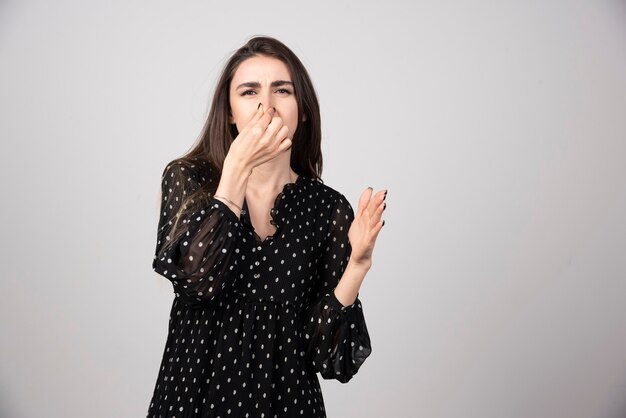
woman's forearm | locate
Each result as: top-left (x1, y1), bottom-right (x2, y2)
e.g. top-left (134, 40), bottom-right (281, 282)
top-left (213, 157), bottom-right (251, 219)
top-left (333, 260), bottom-right (370, 307)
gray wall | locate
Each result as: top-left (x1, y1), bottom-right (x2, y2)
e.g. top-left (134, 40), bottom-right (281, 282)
top-left (1, 0), bottom-right (625, 417)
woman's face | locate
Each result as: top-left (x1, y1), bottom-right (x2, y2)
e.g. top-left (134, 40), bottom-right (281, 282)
top-left (229, 55), bottom-right (303, 140)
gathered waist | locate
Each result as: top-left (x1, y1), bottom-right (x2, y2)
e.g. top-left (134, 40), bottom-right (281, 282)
top-left (174, 289), bottom-right (309, 315)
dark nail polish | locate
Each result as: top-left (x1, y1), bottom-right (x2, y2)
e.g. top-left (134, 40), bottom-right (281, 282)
top-left (383, 202), bottom-right (386, 210)
top-left (382, 219), bottom-right (386, 226)
top-left (272, 106), bottom-right (276, 113)
top-left (257, 103), bottom-right (261, 109)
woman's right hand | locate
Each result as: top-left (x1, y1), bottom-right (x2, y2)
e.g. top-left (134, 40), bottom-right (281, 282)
top-left (226, 104), bottom-right (293, 172)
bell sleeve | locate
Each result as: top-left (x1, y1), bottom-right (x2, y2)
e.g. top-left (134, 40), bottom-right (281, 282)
top-left (302, 193), bottom-right (373, 383)
top-left (151, 161), bottom-right (245, 306)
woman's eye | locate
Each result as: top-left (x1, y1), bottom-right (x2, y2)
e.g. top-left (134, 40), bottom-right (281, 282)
top-left (241, 89), bottom-right (292, 96)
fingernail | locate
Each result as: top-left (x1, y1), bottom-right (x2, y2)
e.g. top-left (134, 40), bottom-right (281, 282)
top-left (382, 219), bottom-right (386, 226)
top-left (257, 103), bottom-right (262, 110)
top-left (383, 189), bottom-right (387, 200)
top-left (272, 106), bottom-right (276, 113)
top-left (368, 186), bottom-right (373, 191)
top-left (383, 202), bottom-right (386, 210)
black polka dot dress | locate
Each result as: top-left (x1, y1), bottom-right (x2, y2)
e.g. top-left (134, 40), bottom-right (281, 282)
top-left (147, 158), bottom-right (372, 418)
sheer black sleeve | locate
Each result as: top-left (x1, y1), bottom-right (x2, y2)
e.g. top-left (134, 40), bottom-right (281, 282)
top-left (151, 161), bottom-right (246, 306)
top-left (302, 193), bottom-right (373, 383)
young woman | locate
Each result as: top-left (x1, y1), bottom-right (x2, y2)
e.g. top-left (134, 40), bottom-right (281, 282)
top-left (147, 35), bottom-right (387, 418)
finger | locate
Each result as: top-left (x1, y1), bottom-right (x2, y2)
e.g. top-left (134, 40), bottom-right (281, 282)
top-left (368, 218), bottom-right (384, 244)
top-left (276, 136), bottom-right (292, 153)
top-left (253, 106), bottom-right (276, 133)
top-left (366, 189), bottom-right (386, 218)
top-left (253, 103), bottom-right (266, 122)
top-left (274, 125), bottom-right (292, 151)
top-left (259, 115), bottom-right (284, 143)
top-left (238, 103), bottom-right (267, 135)
top-left (242, 105), bottom-right (275, 139)
top-left (369, 199), bottom-right (385, 229)
top-left (357, 187), bottom-right (373, 219)
top-left (275, 125), bottom-right (290, 143)
top-left (367, 199), bottom-right (384, 231)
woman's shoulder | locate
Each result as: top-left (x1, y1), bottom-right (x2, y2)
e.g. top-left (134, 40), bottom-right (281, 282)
top-left (163, 156), bottom-right (215, 174)
top-left (159, 157), bottom-right (220, 199)
top-left (306, 176), bottom-right (350, 209)
top-left (305, 178), bottom-right (355, 233)
top-left (161, 156), bottom-right (218, 183)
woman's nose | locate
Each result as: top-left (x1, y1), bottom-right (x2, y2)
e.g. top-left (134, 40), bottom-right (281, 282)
top-left (259, 94), bottom-right (275, 112)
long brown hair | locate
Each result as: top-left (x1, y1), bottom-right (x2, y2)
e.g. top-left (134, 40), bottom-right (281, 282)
top-left (159, 35), bottom-right (324, 254)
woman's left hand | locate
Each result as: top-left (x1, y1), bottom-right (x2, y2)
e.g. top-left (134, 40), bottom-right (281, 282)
top-left (348, 187), bottom-right (387, 269)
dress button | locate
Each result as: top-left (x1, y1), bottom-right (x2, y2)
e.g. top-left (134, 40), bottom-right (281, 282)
top-left (254, 261), bottom-right (260, 266)
top-left (254, 273), bottom-right (260, 278)
top-left (257, 246), bottom-right (262, 251)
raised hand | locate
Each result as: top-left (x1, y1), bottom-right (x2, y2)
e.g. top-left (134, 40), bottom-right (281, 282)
top-left (348, 187), bottom-right (387, 269)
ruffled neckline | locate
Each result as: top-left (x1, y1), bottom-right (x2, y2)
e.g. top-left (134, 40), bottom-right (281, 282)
top-left (242, 174), bottom-right (305, 245)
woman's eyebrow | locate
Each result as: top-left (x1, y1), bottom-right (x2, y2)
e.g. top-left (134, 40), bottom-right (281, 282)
top-left (236, 80), bottom-right (294, 90)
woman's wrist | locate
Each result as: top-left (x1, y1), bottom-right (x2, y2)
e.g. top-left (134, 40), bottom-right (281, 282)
top-left (334, 261), bottom-right (368, 307)
top-left (224, 155), bottom-right (253, 178)
top-left (214, 157), bottom-right (251, 219)
top-left (347, 258), bottom-right (371, 274)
